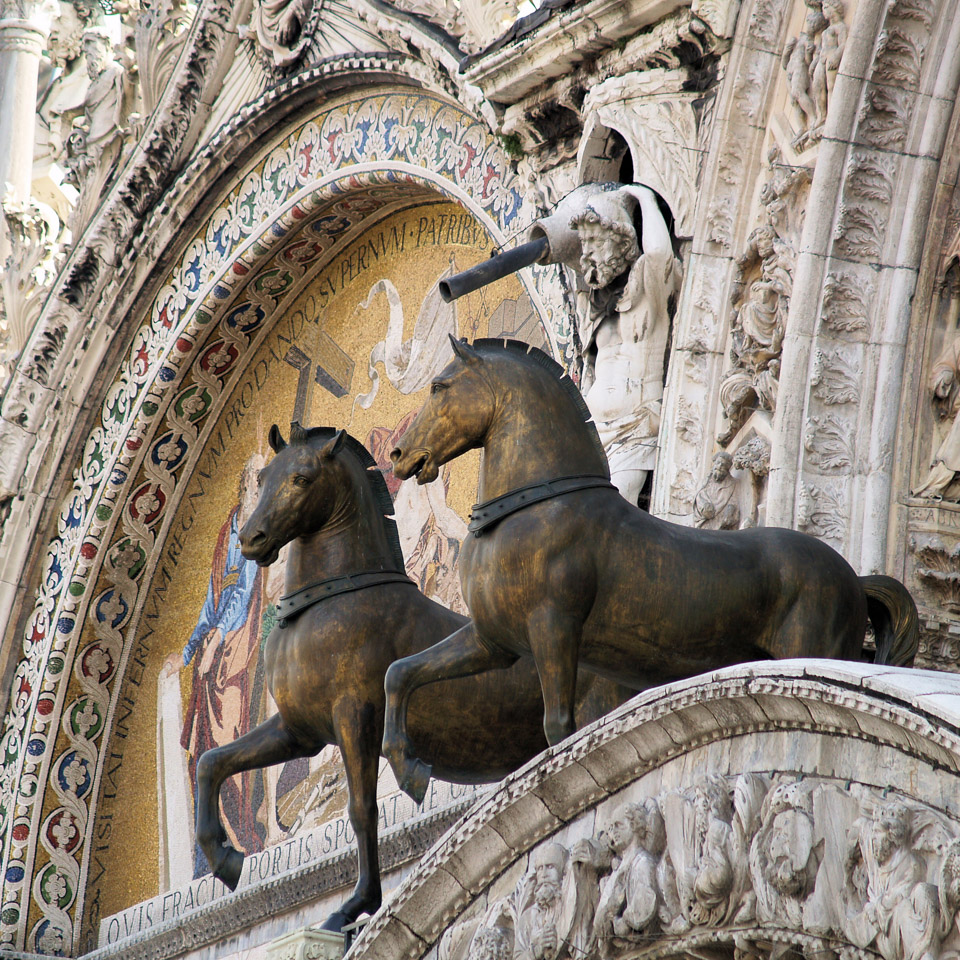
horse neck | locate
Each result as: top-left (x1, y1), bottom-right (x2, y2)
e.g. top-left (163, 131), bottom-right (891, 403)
top-left (284, 459), bottom-right (401, 592)
top-left (477, 359), bottom-right (608, 501)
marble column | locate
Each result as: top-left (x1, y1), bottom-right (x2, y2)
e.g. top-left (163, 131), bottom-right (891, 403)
top-left (0, 6), bottom-right (49, 203)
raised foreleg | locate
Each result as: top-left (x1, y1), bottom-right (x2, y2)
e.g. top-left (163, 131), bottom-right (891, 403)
top-left (322, 700), bottom-right (383, 931)
top-left (527, 604), bottom-right (584, 745)
top-left (382, 622), bottom-right (517, 803)
top-left (195, 712), bottom-right (318, 890)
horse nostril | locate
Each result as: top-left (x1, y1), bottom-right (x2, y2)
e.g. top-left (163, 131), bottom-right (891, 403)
top-left (390, 447), bottom-right (402, 463)
top-left (245, 530), bottom-right (266, 548)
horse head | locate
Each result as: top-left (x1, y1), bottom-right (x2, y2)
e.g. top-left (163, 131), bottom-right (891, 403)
top-left (240, 422), bottom-right (348, 566)
top-left (391, 334), bottom-right (495, 484)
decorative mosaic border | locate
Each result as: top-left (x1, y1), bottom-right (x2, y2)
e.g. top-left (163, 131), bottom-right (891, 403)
top-left (0, 88), bottom-right (539, 954)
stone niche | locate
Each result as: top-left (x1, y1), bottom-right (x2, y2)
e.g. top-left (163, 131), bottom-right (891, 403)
top-left (348, 661), bottom-right (960, 960)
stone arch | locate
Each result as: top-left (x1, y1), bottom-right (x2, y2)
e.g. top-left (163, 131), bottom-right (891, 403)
top-left (0, 84), bottom-right (549, 955)
top-left (346, 661), bottom-right (960, 960)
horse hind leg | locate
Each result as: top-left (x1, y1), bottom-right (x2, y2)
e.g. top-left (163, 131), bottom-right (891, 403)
top-left (195, 712), bottom-right (318, 890)
top-left (383, 621), bottom-right (517, 803)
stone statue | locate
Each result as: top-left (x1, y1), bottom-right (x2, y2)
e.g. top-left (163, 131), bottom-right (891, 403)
top-left (77, 28), bottom-right (132, 162)
top-left (61, 27), bottom-right (135, 229)
top-left (914, 336), bottom-right (960, 500)
top-left (571, 184), bottom-right (683, 505)
top-left (782, 0), bottom-right (828, 146)
top-left (811, 0), bottom-right (847, 134)
top-left (693, 452), bottom-right (740, 530)
top-left (843, 802), bottom-right (942, 960)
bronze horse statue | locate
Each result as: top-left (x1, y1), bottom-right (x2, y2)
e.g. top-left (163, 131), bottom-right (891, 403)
top-left (195, 422), bottom-right (626, 930)
top-left (383, 337), bottom-right (919, 801)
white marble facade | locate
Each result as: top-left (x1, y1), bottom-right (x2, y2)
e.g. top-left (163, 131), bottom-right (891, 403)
top-left (4, 0), bottom-right (960, 955)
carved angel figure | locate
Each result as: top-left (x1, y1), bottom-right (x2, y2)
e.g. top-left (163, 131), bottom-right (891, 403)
top-left (843, 802), bottom-right (942, 960)
top-left (914, 336), bottom-right (960, 500)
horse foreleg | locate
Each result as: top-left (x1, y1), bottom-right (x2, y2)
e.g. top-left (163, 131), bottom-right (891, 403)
top-left (527, 605), bottom-right (583, 746)
top-left (383, 622), bottom-right (517, 803)
top-left (195, 712), bottom-right (317, 891)
top-left (322, 702), bottom-right (383, 931)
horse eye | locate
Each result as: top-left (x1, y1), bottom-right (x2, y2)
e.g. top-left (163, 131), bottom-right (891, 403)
top-left (431, 382), bottom-right (446, 395)
top-left (294, 475), bottom-right (310, 487)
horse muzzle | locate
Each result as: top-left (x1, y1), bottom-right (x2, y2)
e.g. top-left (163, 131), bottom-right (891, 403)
top-left (240, 529), bottom-right (281, 566)
top-left (390, 447), bottom-right (439, 485)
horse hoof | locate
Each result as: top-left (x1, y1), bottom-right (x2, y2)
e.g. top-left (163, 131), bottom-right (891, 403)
top-left (214, 846), bottom-right (244, 891)
top-left (400, 758), bottom-right (432, 805)
top-left (321, 910), bottom-right (351, 932)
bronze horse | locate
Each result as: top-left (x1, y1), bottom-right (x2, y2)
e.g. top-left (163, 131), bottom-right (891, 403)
top-left (383, 337), bottom-right (919, 800)
top-left (195, 422), bottom-right (626, 930)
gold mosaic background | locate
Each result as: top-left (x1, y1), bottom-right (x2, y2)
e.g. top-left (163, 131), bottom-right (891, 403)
top-left (84, 202), bottom-right (546, 925)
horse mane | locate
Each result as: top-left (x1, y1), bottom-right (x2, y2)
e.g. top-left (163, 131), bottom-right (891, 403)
top-left (290, 423), bottom-right (406, 571)
top-left (470, 338), bottom-right (610, 477)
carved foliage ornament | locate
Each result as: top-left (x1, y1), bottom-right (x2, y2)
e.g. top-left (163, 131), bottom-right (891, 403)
top-left (450, 777), bottom-right (960, 960)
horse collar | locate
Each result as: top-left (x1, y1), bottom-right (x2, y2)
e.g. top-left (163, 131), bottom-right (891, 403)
top-left (276, 570), bottom-right (415, 627)
top-left (468, 475), bottom-right (616, 536)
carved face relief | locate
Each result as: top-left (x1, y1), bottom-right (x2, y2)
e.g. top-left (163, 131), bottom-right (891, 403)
top-left (577, 222), bottom-right (636, 290)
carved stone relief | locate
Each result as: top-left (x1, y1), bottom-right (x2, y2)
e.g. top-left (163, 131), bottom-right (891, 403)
top-left (717, 148), bottom-right (810, 447)
top-left (450, 776), bottom-right (960, 960)
top-left (781, 0), bottom-right (846, 149)
top-left (0, 196), bottom-right (65, 389)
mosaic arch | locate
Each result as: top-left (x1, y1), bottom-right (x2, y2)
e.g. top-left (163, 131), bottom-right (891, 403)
top-left (0, 86), bottom-right (561, 955)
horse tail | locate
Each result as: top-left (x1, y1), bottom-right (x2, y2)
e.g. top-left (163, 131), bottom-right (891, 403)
top-left (860, 575), bottom-right (919, 666)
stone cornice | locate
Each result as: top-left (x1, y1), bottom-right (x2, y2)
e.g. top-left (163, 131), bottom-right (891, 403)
top-left (460, 0), bottom-right (687, 104)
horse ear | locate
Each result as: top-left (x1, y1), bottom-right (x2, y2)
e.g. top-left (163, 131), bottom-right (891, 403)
top-left (268, 424), bottom-right (286, 452)
top-left (320, 429), bottom-right (347, 460)
top-left (448, 334), bottom-right (481, 365)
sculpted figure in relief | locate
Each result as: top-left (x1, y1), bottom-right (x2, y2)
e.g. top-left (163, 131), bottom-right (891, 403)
top-left (811, 0), bottom-right (847, 134)
top-left (247, 0), bottom-right (315, 67)
top-left (749, 782), bottom-right (821, 927)
top-left (693, 452), bottom-right (741, 530)
top-left (843, 802), bottom-right (942, 960)
top-left (515, 844), bottom-right (569, 960)
top-left (572, 185), bottom-right (682, 506)
top-left (593, 800), bottom-right (668, 957)
top-left (914, 336), bottom-right (960, 500)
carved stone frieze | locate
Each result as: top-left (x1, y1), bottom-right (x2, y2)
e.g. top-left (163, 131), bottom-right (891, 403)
top-left (135, 0), bottom-right (196, 113)
top-left (798, 479), bottom-right (847, 540)
top-left (804, 414), bottom-right (853, 471)
top-left (874, 25), bottom-right (926, 88)
top-left (811, 347), bottom-right (860, 404)
top-left (834, 200), bottom-right (885, 261)
top-left (449, 775), bottom-right (960, 960)
top-left (716, 146), bottom-right (810, 445)
top-left (910, 534), bottom-right (960, 613)
top-left (0, 195), bottom-right (65, 388)
top-left (858, 85), bottom-right (911, 150)
top-left (822, 270), bottom-right (873, 334)
top-left (747, 0), bottom-right (785, 48)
